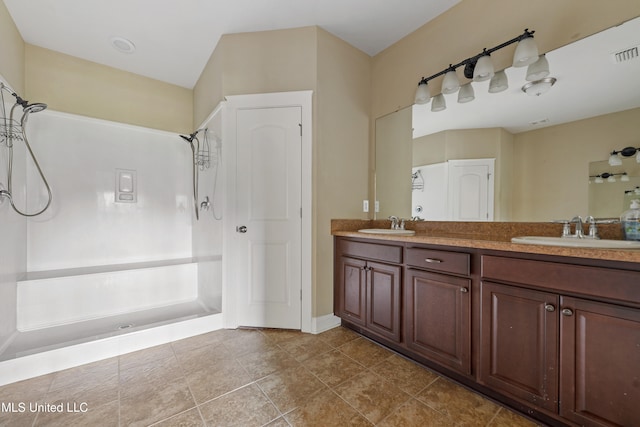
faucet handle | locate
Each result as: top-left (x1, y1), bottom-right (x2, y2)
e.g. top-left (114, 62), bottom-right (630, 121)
top-left (585, 216), bottom-right (599, 239)
top-left (399, 218), bottom-right (406, 230)
top-left (552, 219), bottom-right (572, 238)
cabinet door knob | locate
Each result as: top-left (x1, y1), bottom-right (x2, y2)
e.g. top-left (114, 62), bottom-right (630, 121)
top-left (460, 287), bottom-right (469, 293)
top-left (562, 308), bottom-right (574, 316)
top-left (545, 304), bottom-right (556, 312)
top-left (425, 258), bottom-right (443, 263)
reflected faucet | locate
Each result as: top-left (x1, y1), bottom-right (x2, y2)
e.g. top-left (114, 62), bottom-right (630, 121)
top-left (388, 216), bottom-right (399, 230)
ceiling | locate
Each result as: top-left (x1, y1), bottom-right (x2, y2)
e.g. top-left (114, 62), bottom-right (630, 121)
top-left (3, 0), bottom-right (461, 89)
top-left (412, 16), bottom-right (640, 136)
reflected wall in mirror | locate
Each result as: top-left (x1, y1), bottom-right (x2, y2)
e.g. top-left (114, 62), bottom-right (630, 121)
top-left (589, 158), bottom-right (640, 218)
top-left (375, 17), bottom-right (640, 222)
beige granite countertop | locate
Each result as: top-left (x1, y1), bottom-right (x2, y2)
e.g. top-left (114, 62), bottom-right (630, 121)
top-left (331, 219), bottom-right (640, 264)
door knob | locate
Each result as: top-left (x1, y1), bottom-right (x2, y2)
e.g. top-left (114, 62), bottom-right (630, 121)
top-left (236, 225), bottom-right (247, 233)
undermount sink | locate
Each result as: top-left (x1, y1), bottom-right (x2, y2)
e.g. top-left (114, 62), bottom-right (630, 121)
top-left (358, 228), bottom-right (416, 236)
top-left (511, 236), bottom-right (640, 249)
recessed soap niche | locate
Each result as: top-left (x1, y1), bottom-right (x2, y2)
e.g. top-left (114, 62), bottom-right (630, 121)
top-left (115, 168), bottom-right (137, 203)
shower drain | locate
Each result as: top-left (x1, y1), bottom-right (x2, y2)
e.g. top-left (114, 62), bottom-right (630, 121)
top-left (117, 324), bottom-right (134, 330)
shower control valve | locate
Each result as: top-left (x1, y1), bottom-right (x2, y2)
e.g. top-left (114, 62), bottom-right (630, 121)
top-left (236, 225), bottom-right (248, 233)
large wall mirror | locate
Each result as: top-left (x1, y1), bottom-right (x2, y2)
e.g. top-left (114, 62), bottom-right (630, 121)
top-left (375, 16), bottom-right (640, 222)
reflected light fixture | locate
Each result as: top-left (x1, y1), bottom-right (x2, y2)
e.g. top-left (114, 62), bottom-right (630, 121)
top-left (526, 54), bottom-right (550, 81)
top-left (458, 83), bottom-right (475, 103)
top-left (608, 146), bottom-right (640, 166)
top-left (521, 77), bottom-right (556, 96)
top-left (431, 93), bottom-right (446, 112)
top-left (414, 29), bottom-right (543, 111)
top-left (488, 70), bottom-right (509, 93)
top-left (590, 172), bottom-right (629, 183)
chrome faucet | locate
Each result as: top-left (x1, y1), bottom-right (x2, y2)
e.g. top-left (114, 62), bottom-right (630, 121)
top-left (388, 216), bottom-right (406, 230)
top-left (570, 216), bottom-right (584, 238)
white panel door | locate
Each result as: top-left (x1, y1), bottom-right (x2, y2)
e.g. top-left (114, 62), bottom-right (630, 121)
top-left (234, 107), bottom-right (302, 329)
top-left (448, 159), bottom-right (495, 221)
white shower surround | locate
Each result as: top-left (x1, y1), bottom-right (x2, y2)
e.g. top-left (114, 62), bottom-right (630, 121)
top-left (0, 108), bottom-right (224, 385)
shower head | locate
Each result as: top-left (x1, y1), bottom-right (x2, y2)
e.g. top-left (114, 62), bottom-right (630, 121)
top-left (180, 134), bottom-right (194, 143)
top-left (23, 103), bottom-right (47, 114)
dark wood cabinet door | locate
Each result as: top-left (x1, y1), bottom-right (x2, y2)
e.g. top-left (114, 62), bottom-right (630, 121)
top-left (560, 297), bottom-right (640, 427)
top-left (404, 269), bottom-right (471, 374)
top-left (337, 256), bottom-right (367, 326)
top-left (366, 261), bottom-right (402, 342)
top-left (479, 281), bottom-right (559, 412)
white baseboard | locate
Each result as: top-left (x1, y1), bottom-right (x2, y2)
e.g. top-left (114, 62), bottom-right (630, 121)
top-left (311, 313), bottom-right (341, 334)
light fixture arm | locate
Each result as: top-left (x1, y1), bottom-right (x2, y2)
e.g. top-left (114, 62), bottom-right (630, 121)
top-left (417, 29), bottom-right (535, 85)
top-left (610, 146), bottom-right (640, 157)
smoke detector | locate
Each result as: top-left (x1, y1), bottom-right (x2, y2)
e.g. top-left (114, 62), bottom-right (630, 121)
top-left (110, 36), bottom-right (136, 54)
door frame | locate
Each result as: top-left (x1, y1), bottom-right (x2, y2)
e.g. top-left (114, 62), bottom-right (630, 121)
top-left (223, 91), bottom-right (313, 333)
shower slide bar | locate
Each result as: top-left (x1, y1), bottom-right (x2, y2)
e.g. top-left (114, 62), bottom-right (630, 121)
top-left (0, 81), bottom-right (52, 216)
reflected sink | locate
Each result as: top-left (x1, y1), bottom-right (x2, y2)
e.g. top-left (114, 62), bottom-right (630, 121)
top-left (358, 228), bottom-right (416, 236)
top-left (511, 236), bottom-right (640, 249)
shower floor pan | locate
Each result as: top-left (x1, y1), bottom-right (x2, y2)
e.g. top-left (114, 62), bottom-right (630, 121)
top-left (0, 300), bottom-right (218, 361)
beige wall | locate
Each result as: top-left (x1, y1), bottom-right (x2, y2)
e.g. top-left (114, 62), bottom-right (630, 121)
top-left (24, 45), bottom-right (192, 133)
top-left (0, 0), bottom-right (25, 93)
top-left (193, 26), bottom-right (371, 318)
top-left (315, 28), bottom-right (371, 315)
top-left (371, 0), bottom-right (640, 120)
top-left (375, 108), bottom-right (413, 219)
top-left (512, 107), bottom-right (640, 221)
top-left (193, 27), bottom-right (317, 128)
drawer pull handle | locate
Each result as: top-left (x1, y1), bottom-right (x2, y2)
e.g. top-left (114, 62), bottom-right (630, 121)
top-left (424, 258), bottom-right (443, 263)
top-left (545, 304), bottom-right (555, 312)
top-left (460, 287), bottom-right (469, 293)
top-left (562, 308), bottom-right (574, 316)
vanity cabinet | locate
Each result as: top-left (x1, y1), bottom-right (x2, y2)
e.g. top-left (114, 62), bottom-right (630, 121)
top-left (334, 236), bottom-right (640, 426)
top-left (404, 247), bottom-right (472, 375)
top-left (334, 238), bottom-right (403, 342)
top-left (559, 297), bottom-right (640, 427)
top-left (480, 255), bottom-right (640, 425)
top-left (479, 281), bottom-right (559, 412)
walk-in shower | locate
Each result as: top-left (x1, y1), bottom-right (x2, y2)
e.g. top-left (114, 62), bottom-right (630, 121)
top-left (0, 102), bottom-right (225, 386)
top-left (0, 82), bottom-right (52, 216)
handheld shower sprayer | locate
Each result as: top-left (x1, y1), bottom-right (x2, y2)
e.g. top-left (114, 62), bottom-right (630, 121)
top-left (0, 81), bottom-right (52, 216)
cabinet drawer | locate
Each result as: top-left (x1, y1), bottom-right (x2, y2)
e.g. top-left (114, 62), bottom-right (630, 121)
top-left (337, 239), bottom-right (402, 264)
top-left (482, 255), bottom-right (640, 305)
top-left (406, 248), bottom-right (470, 276)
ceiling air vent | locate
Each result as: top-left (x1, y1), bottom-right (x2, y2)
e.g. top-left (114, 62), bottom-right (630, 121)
top-left (612, 45), bottom-right (639, 63)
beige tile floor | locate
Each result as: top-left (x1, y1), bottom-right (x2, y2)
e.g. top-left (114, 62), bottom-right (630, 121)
top-left (0, 327), bottom-right (541, 426)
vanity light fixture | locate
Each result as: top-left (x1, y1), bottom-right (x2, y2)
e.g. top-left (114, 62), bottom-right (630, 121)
top-left (590, 172), bottom-right (629, 183)
top-left (415, 29), bottom-right (545, 111)
top-left (608, 146), bottom-right (640, 166)
top-left (414, 78), bottom-right (431, 104)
